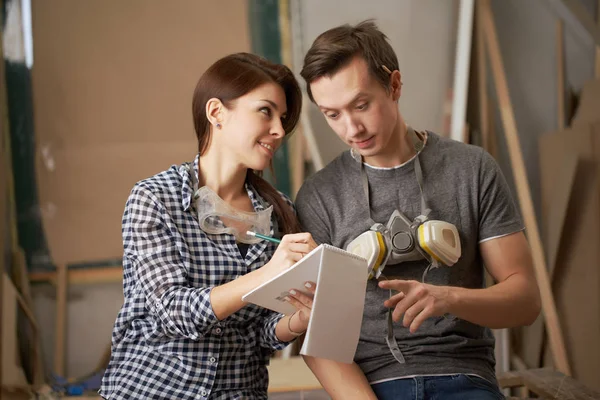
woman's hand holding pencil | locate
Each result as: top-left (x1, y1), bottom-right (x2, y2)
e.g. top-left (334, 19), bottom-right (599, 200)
top-left (259, 232), bottom-right (317, 277)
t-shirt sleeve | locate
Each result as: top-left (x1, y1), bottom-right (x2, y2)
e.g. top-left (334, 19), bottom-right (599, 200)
top-left (478, 150), bottom-right (524, 242)
top-left (295, 180), bottom-right (332, 245)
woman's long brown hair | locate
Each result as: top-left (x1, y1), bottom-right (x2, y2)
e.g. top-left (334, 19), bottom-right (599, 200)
top-left (191, 53), bottom-right (302, 235)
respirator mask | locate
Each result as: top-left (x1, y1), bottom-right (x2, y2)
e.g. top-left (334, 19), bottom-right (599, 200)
top-left (345, 127), bottom-right (461, 280)
top-left (188, 165), bottom-right (273, 244)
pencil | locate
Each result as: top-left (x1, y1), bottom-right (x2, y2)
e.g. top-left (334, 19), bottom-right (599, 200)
top-left (246, 231), bottom-right (282, 244)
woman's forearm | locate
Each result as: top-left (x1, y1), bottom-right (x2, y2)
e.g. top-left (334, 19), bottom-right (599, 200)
top-left (302, 356), bottom-right (377, 399)
top-left (210, 267), bottom-right (268, 320)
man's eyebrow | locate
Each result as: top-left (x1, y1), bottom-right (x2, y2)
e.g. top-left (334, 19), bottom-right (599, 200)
top-left (318, 92), bottom-right (369, 110)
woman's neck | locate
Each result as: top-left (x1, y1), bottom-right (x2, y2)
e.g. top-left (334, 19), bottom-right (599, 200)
top-left (198, 148), bottom-right (247, 203)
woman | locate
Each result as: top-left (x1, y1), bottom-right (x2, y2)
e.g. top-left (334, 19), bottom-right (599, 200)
top-left (100, 53), bottom-right (317, 399)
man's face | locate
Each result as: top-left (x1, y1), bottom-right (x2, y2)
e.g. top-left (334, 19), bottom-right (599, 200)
top-left (309, 56), bottom-right (401, 162)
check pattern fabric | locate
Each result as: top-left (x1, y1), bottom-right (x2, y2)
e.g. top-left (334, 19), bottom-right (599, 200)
top-left (100, 155), bottom-right (293, 399)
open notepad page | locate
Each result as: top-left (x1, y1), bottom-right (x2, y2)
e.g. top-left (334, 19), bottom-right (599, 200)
top-left (299, 244), bottom-right (368, 364)
top-left (241, 244), bottom-right (369, 363)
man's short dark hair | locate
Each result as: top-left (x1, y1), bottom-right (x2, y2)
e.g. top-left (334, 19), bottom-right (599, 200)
top-left (300, 19), bottom-right (399, 102)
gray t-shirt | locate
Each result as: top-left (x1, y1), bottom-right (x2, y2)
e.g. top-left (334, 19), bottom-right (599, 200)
top-left (295, 131), bottom-right (523, 385)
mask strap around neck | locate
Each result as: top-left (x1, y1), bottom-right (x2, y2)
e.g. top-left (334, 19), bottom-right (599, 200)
top-left (190, 165), bottom-right (279, 238)
top-left (358, 126), bottom-right (430, 366)
top-left (359, 126), bottom-right (429, 221)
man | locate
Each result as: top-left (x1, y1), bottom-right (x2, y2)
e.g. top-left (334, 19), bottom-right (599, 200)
top-left (295, 20), bottom-right (541, 399)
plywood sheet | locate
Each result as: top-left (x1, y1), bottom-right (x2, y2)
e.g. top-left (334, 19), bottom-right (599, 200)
top-left (31, 0), bottom-right (251, 266)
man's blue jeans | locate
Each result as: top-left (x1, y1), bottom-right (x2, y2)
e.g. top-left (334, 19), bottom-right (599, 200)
top-left (371, 374), bottom-right (505, 399)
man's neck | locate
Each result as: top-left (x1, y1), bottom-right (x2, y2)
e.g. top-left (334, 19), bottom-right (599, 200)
top-left (363, 122), bottom-right (419, 168)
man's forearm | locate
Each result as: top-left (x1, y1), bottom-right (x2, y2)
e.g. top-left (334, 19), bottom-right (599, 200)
top-left (302, 356), bottom-right (377, 400)
top-left (448, 273), bottom-right (541, 329)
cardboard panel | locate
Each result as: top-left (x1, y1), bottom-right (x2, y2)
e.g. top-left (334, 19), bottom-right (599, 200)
top-left (536, 125), bottom-right (600, 391)
top-left (31, 1), bottom-right (251, 266)
top-left (572, 79), bottom-right (600, 128)
top-left (2, 274), bottom-right (29, 388)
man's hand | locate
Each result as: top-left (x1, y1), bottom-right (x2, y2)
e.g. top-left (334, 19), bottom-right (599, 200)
top-left (379, 280), bottom-right (453, 333)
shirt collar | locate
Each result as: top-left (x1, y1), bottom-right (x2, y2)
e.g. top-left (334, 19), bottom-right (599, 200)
top-left (350, 129), bottom-right (428, 166)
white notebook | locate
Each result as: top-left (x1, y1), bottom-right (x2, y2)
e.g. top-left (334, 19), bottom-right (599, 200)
top-left (242, 244), bottom-right (369, 364)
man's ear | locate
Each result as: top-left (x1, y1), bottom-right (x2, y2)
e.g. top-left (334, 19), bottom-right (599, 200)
top-left (390, 70), bottom-right (402, 101)
top-left (206, 98), bottom-right (224, 127)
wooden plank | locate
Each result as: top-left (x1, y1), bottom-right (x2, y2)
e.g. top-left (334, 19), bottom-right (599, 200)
top-left (477, 2), bottom-right (490, 153)
top-left (499, 368), bottom-right (600, 399)
top-left (289, 126), bottom-right (306, 198)
top-left (539, 126), bottom-right (600, 390)
top-left (279, 0), bottom-right (305, 199)
top-left (11, 249), bottom-right (32, 304)
top-left (511, 354), bottom-right (531, 397)
top-left (54, 264), bottom-right (67, 376)
top-left (2, 274), bottom-right (30, 389)
top-left (30, 266), bottom-right (123, 285)
top-left (480, 0), bottom-right (571, 376)
top-left (0, 262), bottom-right (3, 392)
top-left (560, 0), bottom-right (600, 47)
top-left (0, 6), bottom-right (9, 391)
top-left (557, 19), bottom-right (565, 130)
top-left (14, 288), bottom-right (39, 332)
top-left (546, 0), bottom-right (599, 49)
top-left (596, 0), bottom-right (600, 78)
top-left (546, 154), bottom-right (579, 276)
top-left (519, 368), bottom-right (600, 399)
top-left (9, 249), bottom-right (44, 387)
top-left (497, 370), bottom-right (524, 388)
top-left (0, 85), bottom-right (5, 400)
top-left (525, 152), bottom-right (579, 370)
top-left (487, 88), bottom-right (498, 159)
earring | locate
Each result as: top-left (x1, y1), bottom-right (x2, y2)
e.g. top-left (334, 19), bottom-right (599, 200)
top-left (216, 123), bottom-right (222, 129)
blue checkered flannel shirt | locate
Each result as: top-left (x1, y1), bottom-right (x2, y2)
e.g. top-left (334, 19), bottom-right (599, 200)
top-left (100, 155), bottom-right (293, 399)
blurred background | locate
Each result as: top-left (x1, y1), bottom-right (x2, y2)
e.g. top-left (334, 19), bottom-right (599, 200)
top-left (2, 0), bottom-right (599, 398)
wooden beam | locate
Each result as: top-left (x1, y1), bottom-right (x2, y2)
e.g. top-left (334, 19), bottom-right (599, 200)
top-left (480, 0), bottom-right (571, 376)
top-left (497, 370), bottom-right (524, 389)
top-left (526, 153), bottom-right (579, 369)
top-left (54, 264), bottom-right (67, 376)
top-left (546, 154), bottom-right (579, 276)
top-left (521, 368), bottom-right (600, 399)
top-left (477, 2), bottom-right (490, 153)
top-left (498, 368), bottom-right (600, 398)
top-left (546, 0), bottom-right (600, 48)
top-left (511, 354), bottom-right (531, 397)
top-left (1, 5), bottom-right (9, 390)
top-left (560, 0), bottom-right (600, 47)
top-left (30, 266), bottom-right (123, 285)
top-left (0, 88), bottom-right (5, 400)
top-left (596, 0), bottom-right (600, 78)
top-left (557, 19), bottom-right (566, 130)
top-left (0, 276), bottom-right (3, 392)
top-left (15, 289), bottom-right (39, 332)
top-left (279, 0), bottom-right (305, 198)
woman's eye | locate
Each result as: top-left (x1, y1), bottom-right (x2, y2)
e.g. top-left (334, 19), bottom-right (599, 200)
top-left (260, 107), bottom-right (271, 117)
top-left (357, 103), bottom-right (368, 110)
top-left (326, 112), bottom-right (339, 119)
